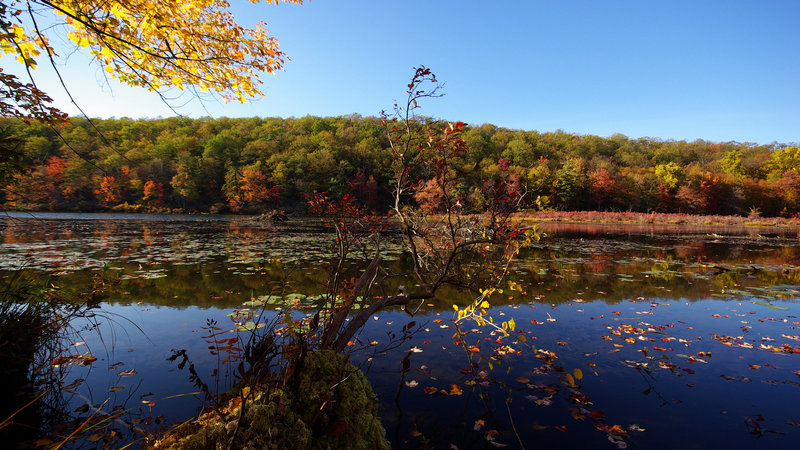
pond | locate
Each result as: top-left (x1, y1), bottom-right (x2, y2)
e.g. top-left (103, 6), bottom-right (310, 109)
top-left (1, 213), bottom-right (799, 449)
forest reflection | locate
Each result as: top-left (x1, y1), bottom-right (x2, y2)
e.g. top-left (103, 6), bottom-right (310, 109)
top-left (2, 217), bottom-right (798, 309)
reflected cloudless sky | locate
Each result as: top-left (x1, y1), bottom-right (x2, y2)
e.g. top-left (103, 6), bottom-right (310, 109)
top-left (5, 0), bottom-right (799, 144)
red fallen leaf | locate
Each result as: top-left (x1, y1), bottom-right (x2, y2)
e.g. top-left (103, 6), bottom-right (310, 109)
top-left (652, 346), bottom-right (669, 351)
top-left (554, 425), bottom-right (568, 432)
top-left (467, 346), bottom-right (481, 353)
top-left (748, 364), bottom-right (761, 370)
top-left (433, 319), bottom-right (443, 324)
top-left (557, 341), bottom-right (568, 346)
top-left (793, 370), bottom-right (800, 377)
top-left (587, 362), bottom-right (597, 367)
top-left (346, 341), bottom-right (355, 347)
top-left (423, 387), bottom-right (439, 395)
top-left (422, 340), bottom-right (431, 345)
top-left (712, 314), bottom-right (721, 317)
top-left (588, 410), bottom-right (605, 421)
top-left (51, 356), bottom-right (74, 366)
top-left (612, 311), bottom-right (621, 316)
top-left (568, 392), bottom-right (592, 405)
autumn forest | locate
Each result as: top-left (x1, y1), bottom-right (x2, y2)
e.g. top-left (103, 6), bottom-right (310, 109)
top-left (2, 115), bottom-right (799, 217)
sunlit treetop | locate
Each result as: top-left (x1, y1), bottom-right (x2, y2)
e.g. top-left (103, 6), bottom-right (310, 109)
top-left (1, 0), bottom-right (302, 112)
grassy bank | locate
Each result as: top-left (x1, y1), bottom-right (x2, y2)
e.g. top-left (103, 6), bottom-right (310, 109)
top-left (514, 210), bottom-right (800, 228)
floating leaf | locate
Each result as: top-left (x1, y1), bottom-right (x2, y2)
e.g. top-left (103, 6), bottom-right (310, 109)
top-left (753, 301), bottom-right (790, 311)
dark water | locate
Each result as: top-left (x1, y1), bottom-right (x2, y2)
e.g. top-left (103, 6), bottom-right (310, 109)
top-left (1, 213), bottom-right (799, 449)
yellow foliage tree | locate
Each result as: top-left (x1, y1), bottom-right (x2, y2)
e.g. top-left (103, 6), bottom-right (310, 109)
top-left (1, 0), bottom-right (302, 121)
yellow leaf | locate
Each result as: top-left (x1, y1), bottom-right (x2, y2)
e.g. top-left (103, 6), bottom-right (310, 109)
top-left (566, 373), bottom-right (575, 388)
top-left (573, 368), bottom-right (583, 381)
top-left (508, 318), bottom-right (516, 331)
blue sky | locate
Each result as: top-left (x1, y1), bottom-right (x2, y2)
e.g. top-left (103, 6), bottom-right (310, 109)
top-left (7, 0), bottom-right (800, 144)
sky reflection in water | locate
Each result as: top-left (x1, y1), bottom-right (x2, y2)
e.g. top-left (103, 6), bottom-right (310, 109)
top-left (1, 214), bottom-right (799, 449)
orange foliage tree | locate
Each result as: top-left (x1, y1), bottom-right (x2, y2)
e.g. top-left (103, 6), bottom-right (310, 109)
top-left (95, 175), bottom-right (121, 206)
top-left (142, 179), bottom-right (165, 206)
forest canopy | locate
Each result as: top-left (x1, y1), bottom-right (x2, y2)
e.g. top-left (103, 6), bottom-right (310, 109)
top-left (1, 115), bottom-right (798, 217)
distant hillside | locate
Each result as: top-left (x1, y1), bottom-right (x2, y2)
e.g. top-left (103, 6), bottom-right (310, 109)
top-left (2, 116), bottom-right (798, 217)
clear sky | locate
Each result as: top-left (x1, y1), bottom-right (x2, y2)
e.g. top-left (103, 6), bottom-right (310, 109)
top-left (6, 0), bottom-right (800, 145)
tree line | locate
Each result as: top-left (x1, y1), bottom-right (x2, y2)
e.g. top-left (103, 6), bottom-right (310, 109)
top-left (1, 115), bottom-right (798, 216)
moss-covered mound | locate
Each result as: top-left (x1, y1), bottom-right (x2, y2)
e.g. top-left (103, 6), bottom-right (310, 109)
top-left (148, 350), bottom-right (388, 449)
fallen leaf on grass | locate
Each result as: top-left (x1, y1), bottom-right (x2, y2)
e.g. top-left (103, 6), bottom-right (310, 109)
top-left (83, 432), bottom-right (105, 442)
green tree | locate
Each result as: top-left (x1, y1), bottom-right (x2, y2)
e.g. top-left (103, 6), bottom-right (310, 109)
top-left (655, 162), bottom-right (685, 191)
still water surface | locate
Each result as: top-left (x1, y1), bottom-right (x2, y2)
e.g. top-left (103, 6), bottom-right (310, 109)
top-left (1, 213), bottom-right (799, 449)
